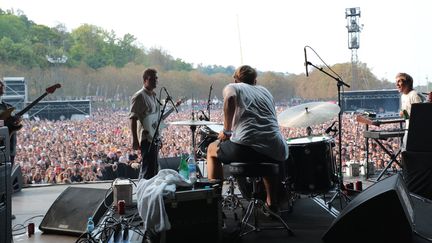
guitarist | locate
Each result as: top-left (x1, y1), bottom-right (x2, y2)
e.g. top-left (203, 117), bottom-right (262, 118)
top-left (0, 79), bottom-right (20, 165)
top-left (130, 68), bottom-right (162, 180)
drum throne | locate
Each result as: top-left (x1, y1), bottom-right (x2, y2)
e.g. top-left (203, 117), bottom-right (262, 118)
top-left (229, 162), bottom-right (294, 238)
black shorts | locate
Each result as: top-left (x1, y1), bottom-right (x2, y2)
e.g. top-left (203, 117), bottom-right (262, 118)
top-left (217, 140), bottom-right (278, 164)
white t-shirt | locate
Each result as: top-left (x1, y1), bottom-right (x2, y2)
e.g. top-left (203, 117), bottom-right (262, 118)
top-left (129, 87), bottom-right (160, 143)
top-left (401, 89), bottom-right (422, 116)
top-left (401, 89), bottom-right (422, 128)
top-left (223, 83), bottom-right (288, 162)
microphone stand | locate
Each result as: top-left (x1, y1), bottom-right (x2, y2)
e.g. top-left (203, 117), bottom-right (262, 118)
top-left (306, 61), bottom-right (351, 209)
top-left (206, 84), bottom-right (213, 121)
top-left (142, 97), bottom-right (169, 179)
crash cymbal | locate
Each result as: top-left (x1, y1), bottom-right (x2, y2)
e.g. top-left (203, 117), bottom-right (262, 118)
top-left (278, 102), bottom-right (340, 128)
top-left (169, 120), bottom-right (220, 126)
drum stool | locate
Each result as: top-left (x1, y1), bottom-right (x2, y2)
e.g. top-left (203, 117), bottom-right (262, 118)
top-left (229, 162), bottom-right (294, 237)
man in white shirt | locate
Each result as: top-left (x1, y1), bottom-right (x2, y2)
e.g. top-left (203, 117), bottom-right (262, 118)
top-left (206, 65), bottom-right (288, 210)
top-left (395, 72), bottom-right (422, 149)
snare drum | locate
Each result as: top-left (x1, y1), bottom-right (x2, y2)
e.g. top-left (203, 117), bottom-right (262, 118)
top-left (286, 135), bottom-right (335, 194)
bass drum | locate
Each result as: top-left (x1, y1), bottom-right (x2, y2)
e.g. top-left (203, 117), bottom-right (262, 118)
top-left (286, 135), bottom-right (336, 194)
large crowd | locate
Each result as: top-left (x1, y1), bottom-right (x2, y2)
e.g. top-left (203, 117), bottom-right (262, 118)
top-left (14, 103), bottom-right (402, 186)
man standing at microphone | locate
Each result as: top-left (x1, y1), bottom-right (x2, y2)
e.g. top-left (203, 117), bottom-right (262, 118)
top-left (130, 68), bottom-right (161, 179)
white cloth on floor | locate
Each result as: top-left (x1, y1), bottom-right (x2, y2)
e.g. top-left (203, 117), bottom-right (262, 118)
top-left (136, 169), bottom-right (192, 232)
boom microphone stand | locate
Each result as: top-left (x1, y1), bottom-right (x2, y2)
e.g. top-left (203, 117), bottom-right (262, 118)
top-left (305, 47), bottom-right (351, 209)
top-left (140, 95), bottom-right (168, 179)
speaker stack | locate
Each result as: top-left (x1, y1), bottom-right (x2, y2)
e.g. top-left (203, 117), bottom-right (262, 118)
top-left (0, 163), bottom-right (12, 243)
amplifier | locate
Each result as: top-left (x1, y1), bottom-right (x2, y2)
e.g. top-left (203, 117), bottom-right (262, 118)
top-left (159, 188), bottom-right (222, 243)
top-left (113, 179), bottom-right (133, 206)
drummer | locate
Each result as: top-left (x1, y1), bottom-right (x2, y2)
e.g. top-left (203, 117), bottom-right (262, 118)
top-left (206, 65), bottom-right (288, 211)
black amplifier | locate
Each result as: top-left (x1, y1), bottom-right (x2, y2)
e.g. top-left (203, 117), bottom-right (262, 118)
top-left (159, 187), bottom-right (222, 243)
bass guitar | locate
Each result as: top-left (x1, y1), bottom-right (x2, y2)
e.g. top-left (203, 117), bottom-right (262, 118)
top-left (0, 83), bottom-right (61, 135)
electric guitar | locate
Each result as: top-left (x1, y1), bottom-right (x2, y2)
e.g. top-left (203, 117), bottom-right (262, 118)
top-left (143, 97), bottom-right (185, 140)
top-left (0, 84), bottom-right (61, 135)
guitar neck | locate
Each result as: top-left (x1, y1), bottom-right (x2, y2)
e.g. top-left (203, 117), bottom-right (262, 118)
top-left (161, 107), bottom-right (175, 121)
top-left (16, 92), bottom-right (48, 117)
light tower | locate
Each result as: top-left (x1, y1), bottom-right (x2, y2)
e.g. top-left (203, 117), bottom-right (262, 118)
top-left (346, 7), bottom-right (362, 90)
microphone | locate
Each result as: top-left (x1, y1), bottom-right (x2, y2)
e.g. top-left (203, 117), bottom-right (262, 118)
top-left (163, 87), bottom-right (178, 113)
top-left (304, 47), bottom-right (309, 77)
top-left (325, 121), bottom-right (337, 134)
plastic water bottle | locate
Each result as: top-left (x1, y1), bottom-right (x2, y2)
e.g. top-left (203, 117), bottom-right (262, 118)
top-left (87, 217), bottom-right (95, 233)
top-left (178, 153), bottom-right (189, 180)
top-left (188, 149), bottom-right (197, 184)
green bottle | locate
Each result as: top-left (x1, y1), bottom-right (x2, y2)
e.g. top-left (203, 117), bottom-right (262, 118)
top-left (178, 153), bottom-right (189, 180)
top-left (402, 109), bottom-right (409, 119)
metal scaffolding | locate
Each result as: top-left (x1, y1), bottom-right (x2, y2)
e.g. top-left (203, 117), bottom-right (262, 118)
top-left (346, 7), bottom-right (363, 90)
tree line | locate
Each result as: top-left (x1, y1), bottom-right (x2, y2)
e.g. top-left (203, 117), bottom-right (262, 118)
top-left (0, 8), bottom-right (395, 103)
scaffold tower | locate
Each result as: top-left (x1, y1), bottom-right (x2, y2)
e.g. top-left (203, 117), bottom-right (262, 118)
top-left (346, 7), bottom-right (363, 90)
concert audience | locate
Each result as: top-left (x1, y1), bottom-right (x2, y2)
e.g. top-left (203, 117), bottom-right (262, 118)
top-left (13, 103), bottom-right (403, 187)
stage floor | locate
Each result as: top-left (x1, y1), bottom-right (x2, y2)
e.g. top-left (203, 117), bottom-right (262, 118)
top-left (10, 178), bottom-right (432, 243)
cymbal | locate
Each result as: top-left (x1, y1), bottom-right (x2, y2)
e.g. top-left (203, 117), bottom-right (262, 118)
top-left (169, 120), bottom-right (220, 126)
top-left (278, 102), bottom-right (340, 128)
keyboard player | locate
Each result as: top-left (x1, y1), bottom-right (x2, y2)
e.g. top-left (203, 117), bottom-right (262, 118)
top-left (395, 72), bottom-right (422, 150)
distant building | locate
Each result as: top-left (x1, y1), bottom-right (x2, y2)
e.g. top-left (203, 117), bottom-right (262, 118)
top-left (2, 77), bottom-right (27, 111)
top-left (342, 89), bottom-right (400, 114)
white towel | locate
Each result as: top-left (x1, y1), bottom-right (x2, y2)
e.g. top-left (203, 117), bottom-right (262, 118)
top-left (136, 169), bottom-right (192, 232)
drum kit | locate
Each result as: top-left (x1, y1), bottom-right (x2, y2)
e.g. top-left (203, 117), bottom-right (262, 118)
top-left (168, 102), bottom-right (341, 203)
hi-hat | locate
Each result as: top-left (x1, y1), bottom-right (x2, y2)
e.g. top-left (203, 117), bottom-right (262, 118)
top-left (169, 120), bottom-right (220, 126)
top-left (278, 102), bottom-right (340, 128)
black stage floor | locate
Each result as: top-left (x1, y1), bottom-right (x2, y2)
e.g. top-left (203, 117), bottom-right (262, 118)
top-left (10, 179), bottom-right (432, 243)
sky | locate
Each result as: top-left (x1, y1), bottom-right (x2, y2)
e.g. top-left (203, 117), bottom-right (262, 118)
top-left (1, 0), bottom-right (432, 86)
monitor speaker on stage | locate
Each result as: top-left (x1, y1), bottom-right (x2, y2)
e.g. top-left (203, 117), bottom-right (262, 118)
top-left (39, 186), bottom-right (113, 236)
top-left (322, 174), bottom-right (414, 243)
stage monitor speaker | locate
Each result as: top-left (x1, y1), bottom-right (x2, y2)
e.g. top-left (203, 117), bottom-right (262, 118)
top-left (158, 157), bottom-right (180, 171)
top-left (11, 164), bottom-right (23, 193)
top-left (322, 174), bottom-right (415, 243)
top-left (39, 186), bottom-right (113, 236)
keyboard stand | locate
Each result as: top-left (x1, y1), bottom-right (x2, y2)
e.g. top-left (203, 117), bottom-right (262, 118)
top-left (373, 140), bottom-right (402, 181)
